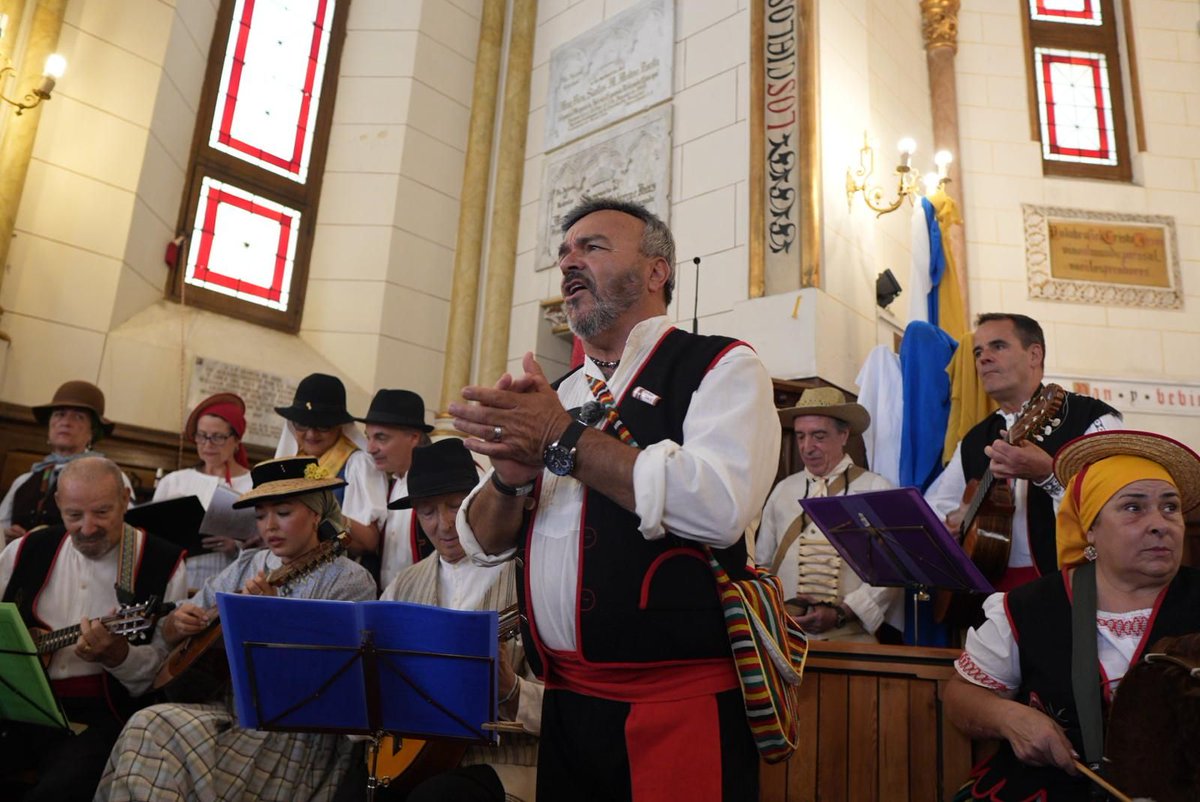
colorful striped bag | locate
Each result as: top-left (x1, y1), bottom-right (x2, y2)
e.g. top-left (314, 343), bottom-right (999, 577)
top-left (707, 548), bottom-right (809, 763)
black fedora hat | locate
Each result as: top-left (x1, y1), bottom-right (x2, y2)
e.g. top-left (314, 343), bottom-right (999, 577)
top-left (232, 456), bottom-right (347, 509)
top-left (354, 389), bottom-right (433, 432)
top-left (388, 439), bottom-right (480, 509)
top-left (275, 373), bottom-right (355, 428)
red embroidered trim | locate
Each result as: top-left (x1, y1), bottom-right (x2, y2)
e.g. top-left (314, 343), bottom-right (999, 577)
top-left (1096, 614), bottom-right (1149, 638)
top-left (956, 653), bottom-right (1010, 692)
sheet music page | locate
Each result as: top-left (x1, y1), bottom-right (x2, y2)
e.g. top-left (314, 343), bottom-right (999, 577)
top-left (201, 484), bottom-right (259, 541)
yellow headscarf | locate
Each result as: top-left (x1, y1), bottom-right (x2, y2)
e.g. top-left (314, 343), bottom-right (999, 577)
top-left (1056, 455), bottom-right (1176, 568)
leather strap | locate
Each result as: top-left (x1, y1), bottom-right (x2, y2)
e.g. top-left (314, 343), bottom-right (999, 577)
top-left (1070, 560), bottom-right (1104, 766)
top-left (767, 465), bottom-right (864, 575)
top-left (115, 523), bottom-right (138, 605)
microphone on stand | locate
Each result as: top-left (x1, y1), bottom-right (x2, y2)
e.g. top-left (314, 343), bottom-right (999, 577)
top-left (691, 256), bottom-right (701, 334)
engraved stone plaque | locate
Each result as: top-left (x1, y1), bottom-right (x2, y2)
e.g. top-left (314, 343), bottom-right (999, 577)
top-left (537, 104), bottom-right (672, 271)
top-left (188, 357), bottom-right (299, 448)
top-left (544, 0), bottom-right (674, 151)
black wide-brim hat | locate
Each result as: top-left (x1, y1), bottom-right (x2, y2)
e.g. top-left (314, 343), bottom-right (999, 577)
top-left (232, 456), bottom-right (347, 508)
top-left (389, 439), bottom-right (480, 509)
top-left (354, 389), bottom-right (434, 432)
top-left (32, 380), bottom-right (116, 437)
top-left (275, 373), bottom-right (355, 428)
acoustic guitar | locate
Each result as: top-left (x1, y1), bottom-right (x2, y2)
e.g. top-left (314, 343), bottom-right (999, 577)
top-left (152, 532), bottom-right (350, 700)
top-left (369, 603), bottom-right (524, 792)
top-left (934, 384), bottom-right (1066, 624)
top-left (30, 596), bottom-right (174, 665)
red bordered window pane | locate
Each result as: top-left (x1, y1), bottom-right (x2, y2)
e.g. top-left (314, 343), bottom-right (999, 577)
top-left (210, 0), bottom-right (334, 183)
top-left (1029, 0), bottom-right (1102, 25)
top-left (1034, 48), bottom-right (1117, 165)
top-left (185, 177), bottom-right (301, 311)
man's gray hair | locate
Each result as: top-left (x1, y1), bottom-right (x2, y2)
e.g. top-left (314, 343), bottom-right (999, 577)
top-left (57, 456), bottom-right (126, 498)
top-left (560, 196), bottom-right (676, 306)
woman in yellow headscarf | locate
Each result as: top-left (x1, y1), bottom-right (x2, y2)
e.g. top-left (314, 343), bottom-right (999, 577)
top-left (944, 430), bottom-right (1200, 801)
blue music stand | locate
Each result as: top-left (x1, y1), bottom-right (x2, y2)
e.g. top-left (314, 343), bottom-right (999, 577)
top-left (216, 594), bottom-right (498, 801)
top-left (799, 487), bottom-right (993, 642)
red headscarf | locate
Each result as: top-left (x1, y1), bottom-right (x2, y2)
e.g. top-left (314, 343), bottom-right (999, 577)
top-left (197, 400), bottom-right (250, 469)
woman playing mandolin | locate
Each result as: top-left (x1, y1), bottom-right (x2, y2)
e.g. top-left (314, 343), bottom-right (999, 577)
top-left (96, 456), bottom-right (377, 802)
top-left (945, 430), bottom-right (1200, 801)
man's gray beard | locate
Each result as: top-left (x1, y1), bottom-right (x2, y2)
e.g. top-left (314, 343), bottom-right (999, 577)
top-left (565, 271), bottom-right (643, 341)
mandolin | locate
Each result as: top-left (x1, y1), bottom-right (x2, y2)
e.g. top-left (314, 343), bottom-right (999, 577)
top-left (934, 384), bottom-right (1066, 623)
top-left (31, 596), bottom-right (174, 665)
top-left (152, 532), bottom-right (350, 700)
top-left (369, 604), bottom-right (524, 792)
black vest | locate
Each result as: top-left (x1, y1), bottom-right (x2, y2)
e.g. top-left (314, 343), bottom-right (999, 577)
top-left (2, 526), bottom-right (184, 721)
top-left (519, 330), bottom-right (752, 675)
top-left (960, 391), bottom-right (1118, 576)
top-left (9, 466), bottom-right (65, 531)
top-left (968, 567), bottom-right (1200, 800)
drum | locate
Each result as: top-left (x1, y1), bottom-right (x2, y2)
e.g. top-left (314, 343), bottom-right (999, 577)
top-left (1105, 633), bottom-right (1200, 802)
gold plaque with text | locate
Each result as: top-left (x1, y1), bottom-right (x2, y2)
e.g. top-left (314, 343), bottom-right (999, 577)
top-left (1047, 220), bottom-right (1170, 288)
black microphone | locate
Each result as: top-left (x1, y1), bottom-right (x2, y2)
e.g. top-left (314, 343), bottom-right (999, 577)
top-left (692, 256), bottom-right (701, 334)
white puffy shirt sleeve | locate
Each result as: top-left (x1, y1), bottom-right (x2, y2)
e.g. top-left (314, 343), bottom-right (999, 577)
top-left (954, 592), bottom-right (1020, 697)
top-left (107, 554), bottom-right (190, 696)
top-left (631, 345), bottom-right (781, 546)
top-left (341, 450), bottom-right (389, 527)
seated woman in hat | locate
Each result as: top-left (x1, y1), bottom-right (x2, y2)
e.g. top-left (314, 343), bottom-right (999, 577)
top-left (96, 457), bottom-right (377, 802)
top-left (151, 393), bottom-right (254, 589)
top-left (1, 380), bottom-right (131, 542)
top-left (944, 430), bottom-right (1200, 801)
top-left (275, 373), bottom-right (388, 572)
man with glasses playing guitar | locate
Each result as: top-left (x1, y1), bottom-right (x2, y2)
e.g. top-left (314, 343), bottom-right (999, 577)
top-left (0, 457), bottom-right (186, 802)
top-left (926, 314), bottom-right (1121, 616)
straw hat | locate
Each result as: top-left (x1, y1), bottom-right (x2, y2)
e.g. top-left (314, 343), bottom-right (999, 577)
top-left (32, 380), bottom-right (115, 437)
top-left (232, 456), bottom-right (347, 509)
top-left (777, 386), bottom-right (871, 436)
top-left (388, 439), bottom-right (479, 509)
top-left (1054, 430), bottom-right (1200, 513)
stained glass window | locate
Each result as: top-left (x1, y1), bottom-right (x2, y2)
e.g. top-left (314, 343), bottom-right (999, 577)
top-left (170, 0), bottom-right (348, 329)
top-left (1023, 0), bottom-right (1132, 181)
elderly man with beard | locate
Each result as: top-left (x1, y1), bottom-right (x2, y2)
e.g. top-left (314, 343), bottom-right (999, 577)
top-left (449, 197), bottom-right (779, 802)
top-left (0, 457), bottom-right (186, 802)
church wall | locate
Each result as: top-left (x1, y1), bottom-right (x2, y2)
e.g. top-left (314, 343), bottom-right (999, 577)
top-left (956, 0), bottom-right (1200, 444)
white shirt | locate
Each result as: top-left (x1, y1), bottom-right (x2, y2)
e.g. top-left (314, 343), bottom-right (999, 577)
top-left (152, 467), bottom-right (254, 590)
top-left (1, 462), bottom-right (135, 530)
top-left (379, 475), bottom-right (416, 592)
top-left (457, 316), bottom-right (781, 652)
top-left (0, 528), bottom-right (188, 695)
top-left (755, 454), bottom-right (902, 638)
top-left (924, 411), bottom-right (1122, 569)
top-left (854, 345), bottom-right (903, 486)
top-left (956, 592), bottom-right (1149, 697)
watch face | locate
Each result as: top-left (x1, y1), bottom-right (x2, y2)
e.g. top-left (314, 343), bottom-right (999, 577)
top-left (543, 444), bottom-right (575, 476)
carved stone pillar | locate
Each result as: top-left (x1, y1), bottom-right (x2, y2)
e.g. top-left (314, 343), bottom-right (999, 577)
top-left (0, 0), bottom-right (64, 338)
top-left (436, 0), bottom-right (505, 422)
top-left (920, 0), bottom-right (969, 311)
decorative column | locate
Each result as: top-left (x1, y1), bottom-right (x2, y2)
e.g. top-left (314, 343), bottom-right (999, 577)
top-left (0, 0), bottom-right (64, 338)
top-left (436, 0), bottom-right (505, 422)
top-left (476, 0), bottom-right (536, 385)
top-left (920, 0), bottom-right (969, 308)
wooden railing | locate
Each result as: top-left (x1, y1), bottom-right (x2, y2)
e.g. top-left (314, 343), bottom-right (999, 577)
top-left (760, 640), bottom-right (973, 802)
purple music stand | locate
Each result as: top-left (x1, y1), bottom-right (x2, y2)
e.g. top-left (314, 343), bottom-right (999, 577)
top-left (799, 487), bottom-right (993, 642)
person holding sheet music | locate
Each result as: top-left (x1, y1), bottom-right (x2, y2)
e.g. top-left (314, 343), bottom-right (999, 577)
top-left (0, 457), bottom-right (186, 802)
top-left (925, 314), bottom-right (1121, 592)
top-left (151, 393), bottom-right (253, 590)
top-left (755, 388), bottom-right (902, 642)
top-left (96, 456), bottom-right (375, 802)
top-left (336, 438), bottom-right (542, 802)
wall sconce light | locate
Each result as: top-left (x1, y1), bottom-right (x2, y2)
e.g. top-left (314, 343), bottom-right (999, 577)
top-left (876, 269), bottom-right (902, 309)
top-left (0, 49), bottom-right (67, 116)
top-left (846, 131), bottom-right (952, 217)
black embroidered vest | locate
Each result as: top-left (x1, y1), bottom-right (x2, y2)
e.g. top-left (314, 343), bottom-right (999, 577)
top-left (960, 391), bottom-right (1118, 576)
top-left (9, 466), bottom-right (65, 531)
top-left (519, 330), bottom-right (752, 675)
top-left (967, 567), bottom-right (1200, 800)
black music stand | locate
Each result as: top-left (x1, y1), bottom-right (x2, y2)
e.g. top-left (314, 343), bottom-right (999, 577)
top-left (217, 594), bottom-right (498, 802)
top-left (0, 603), bottom-right (69, 730)
top-left (799, 488), bottom-right (993, 642)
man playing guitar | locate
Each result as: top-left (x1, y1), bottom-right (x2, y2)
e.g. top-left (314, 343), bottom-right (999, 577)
top-left (926, 314), bottom-right (1121, 594)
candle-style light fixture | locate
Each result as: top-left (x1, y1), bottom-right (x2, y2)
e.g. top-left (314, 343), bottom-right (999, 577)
top-left (0, 17), bottom-right (66, 116)
top-left (846, 131), bottom-right (952, 217)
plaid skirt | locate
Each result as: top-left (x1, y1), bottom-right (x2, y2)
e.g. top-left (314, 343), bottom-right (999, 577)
top-left (94, 702), bottom-right (353, 802)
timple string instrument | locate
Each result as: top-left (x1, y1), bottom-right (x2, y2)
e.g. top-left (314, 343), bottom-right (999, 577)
top-left (31, 597), bottom-right (174, 664)
top-left (152, 532), bottom-right (349, 700)
top-left (935, 384), bottom-right (1065, 623)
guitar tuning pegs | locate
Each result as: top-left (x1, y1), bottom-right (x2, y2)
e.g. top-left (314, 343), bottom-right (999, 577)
top-left (1034, 434), bottom-right (1044, 442)
top-left (1051, 419), bottom-right (1061, 427)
